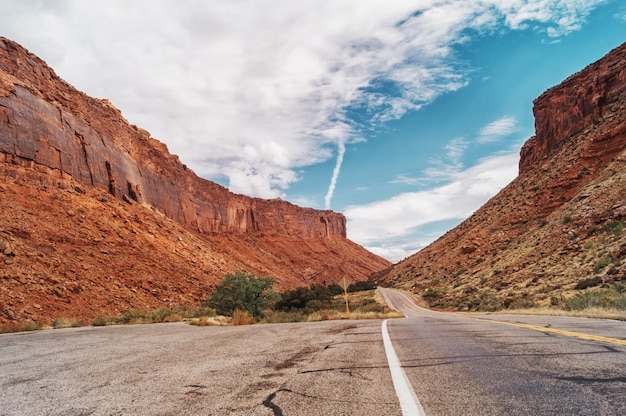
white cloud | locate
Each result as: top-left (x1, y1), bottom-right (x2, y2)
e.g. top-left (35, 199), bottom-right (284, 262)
top-left (478, 116), bottom-right (518, 143)
top-left (0, 0), bottom-right (604, 204)
top-left (345, 150), bottom-right (520, 261)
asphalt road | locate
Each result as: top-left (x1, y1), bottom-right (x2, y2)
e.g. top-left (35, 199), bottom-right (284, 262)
top-left (1, 289), bottom-right (625, 415)
top-left (380, 288), bottom-right (626, 416)
top-left (0, 319), bottom-right (400, 416)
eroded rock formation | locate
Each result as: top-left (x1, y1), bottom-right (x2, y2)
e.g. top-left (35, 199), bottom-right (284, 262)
top-left (0, 38), bottom-right (345, 238)
top-left (0, 37), bottom-right (389, 324)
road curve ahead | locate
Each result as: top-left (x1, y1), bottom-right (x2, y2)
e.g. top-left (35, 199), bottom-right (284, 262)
top-left (380, 288), bottom-right (626, 416)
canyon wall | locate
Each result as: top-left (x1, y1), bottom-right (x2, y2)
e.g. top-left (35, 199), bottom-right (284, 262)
top-left (0, 37), bottom-right (345, 239)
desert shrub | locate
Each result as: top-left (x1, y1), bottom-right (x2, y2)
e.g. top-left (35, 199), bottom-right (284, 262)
top-left (121, 309), bottom-right (149, 324)
top-left (594, 256), bottom-right (613, 273)
top-left (355, 297), bottom-right (385, 313)
top-left (0, 321), bottom-right (43, 334)
top-left (564, 285), bottom-right (626, 311)
top-left (232, 309), bottom-right (256, 325)
top-left (275, 284), bottom-right (337, 312)
top-left (189, 316), bottom-right (230, 326)
top-left (51, 318), bottom-right (83, 329)
top-left (92, 314), bottom-right (120, 326)
top-left (421, 287), bottom-right (444, 302)
top-left (204, 272), bottom-right (280, 318)
top-left (149, 307), bottom-right (183, 323)
top-left (602, 220), bottom-right (624, 237)
top-left (347, 280), bottom-right (377, 292)
top-left (505, 297), bottom-right (536, 309)
top-left (575, 276), bottom-right (602, 290)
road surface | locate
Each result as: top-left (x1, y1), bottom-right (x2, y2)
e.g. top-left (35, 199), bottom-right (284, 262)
top-left (380, 288), bottom-right (626, 415)
top-left (1, 289), bottom-right (625, 415)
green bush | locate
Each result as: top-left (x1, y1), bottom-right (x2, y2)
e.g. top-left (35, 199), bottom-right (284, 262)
top-left (203, 272), bottom-right (280, 318)
top-left (347, 280), bottom-right (377, 292)
top-left (422, 287), bottom-right (444, 302)
top-left (275, 284), bottom-right (338, 313)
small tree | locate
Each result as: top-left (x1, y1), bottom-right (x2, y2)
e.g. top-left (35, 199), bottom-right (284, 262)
top-left (204, 272), bottom-right (280, 318)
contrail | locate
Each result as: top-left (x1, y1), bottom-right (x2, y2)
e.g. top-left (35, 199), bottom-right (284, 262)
top-left (324, 141), bottom-right (345, 210)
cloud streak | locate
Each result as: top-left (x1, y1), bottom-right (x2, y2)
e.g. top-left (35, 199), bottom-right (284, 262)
top-left (325, 140), bottom-right (346, 210)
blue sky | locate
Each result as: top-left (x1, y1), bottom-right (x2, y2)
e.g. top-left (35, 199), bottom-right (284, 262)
top-left (1, 1), bottom-right (625, 261)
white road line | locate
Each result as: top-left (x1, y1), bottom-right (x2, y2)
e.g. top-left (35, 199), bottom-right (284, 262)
top-left (382, 320), bottom-right (426, 416)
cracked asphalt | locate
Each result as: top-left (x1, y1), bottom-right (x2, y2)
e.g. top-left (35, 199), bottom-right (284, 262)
top-left (4, 290), bottom-right (624, 415)
top-left (0, 320), bottom-right (400, 415)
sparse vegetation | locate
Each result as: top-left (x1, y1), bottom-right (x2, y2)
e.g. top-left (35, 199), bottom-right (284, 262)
top-left (594, 256), bottom-right (613, 273)
top-left (51, 317), bottom-right (83, 329)
top-left (91, 306), bottom-right (217, 327)
top-left (0, 320), bottom-right (43, 334)
top-left (231, 309), bottom-right (256, 325)
top-left (564, 283), bottom-right (626, 311)
top-left (602, 220), bottom-right (624, 237)
top-left (347, 280), bottom-right (378, 292)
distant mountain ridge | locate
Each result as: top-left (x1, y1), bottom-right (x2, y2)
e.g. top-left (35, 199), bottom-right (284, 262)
top-left (378, 42), bottom-right (626, 311)
top-left (0, 37), bottom-right (390, 324)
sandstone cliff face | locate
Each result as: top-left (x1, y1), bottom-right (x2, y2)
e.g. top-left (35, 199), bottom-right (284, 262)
top-left (0, 37), bottom-right (344, 239)
top-left (520, 42), bottom-right (626, 176)
top-left (378, 42), bottom-right (626, 311)
top-left (0, 37), bottom-right (389, 324)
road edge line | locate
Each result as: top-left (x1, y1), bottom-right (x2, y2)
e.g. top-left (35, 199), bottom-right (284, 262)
top-left (382, 319), bottom-right (426, 416)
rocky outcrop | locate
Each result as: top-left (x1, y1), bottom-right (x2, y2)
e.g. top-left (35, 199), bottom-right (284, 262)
top-left (0, 37), bottom-right (390, 324)
top-left (519, 42), bottom-right (626, 175)
top-left (378, 42), bottom-right (626, 311)
top-left (0, 37), bottom-right (345, 238)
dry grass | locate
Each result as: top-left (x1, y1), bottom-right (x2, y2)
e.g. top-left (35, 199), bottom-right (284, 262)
top-left (51, 317), bottom-right (84, 329)
top-left (497, 307), bottom-right (626, 321)
top-left (188, 316), bottom-right (231, 326)
top-left (232, 309), bottom-right (256, 325)
top-left (0, 320), bottom-right (43, 334)
top-left (306, 309), bottom-right (404, 321)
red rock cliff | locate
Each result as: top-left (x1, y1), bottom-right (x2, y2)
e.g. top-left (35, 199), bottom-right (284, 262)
top-left (520, 42), bottom-right (626, 175)
top-left (0, 37), bottom-right (345, 239)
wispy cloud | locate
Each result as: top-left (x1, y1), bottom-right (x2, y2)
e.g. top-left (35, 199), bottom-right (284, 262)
top-left (0, 0), bottom-right (605, 205)
top-left (393, 137), bottom-right (469, 188)
top-left (478, 116), bottom-right (518, 143)
top-left (345, 149), bottom-right (520, 261)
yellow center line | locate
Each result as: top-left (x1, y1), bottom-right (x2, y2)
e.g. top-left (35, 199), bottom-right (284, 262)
top-left (381, 289), bottom-right (626, 347)
top-left (467, 317), bottom-right (626, 347)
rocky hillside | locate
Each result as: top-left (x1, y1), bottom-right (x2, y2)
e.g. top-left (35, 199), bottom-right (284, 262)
top-left (377, 42), bottom-right (626, 311)
top-left (0, 37), bottom-right (390, 324)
